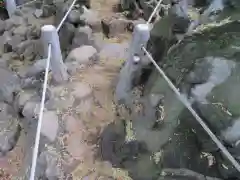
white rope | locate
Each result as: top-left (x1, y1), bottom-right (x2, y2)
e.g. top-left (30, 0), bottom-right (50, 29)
top-left (147, 0), bottom-right (163, 24)
top-left (141, 46), bottom-right (240, 173)
top-left (56, 0), bottom-right (78, 32)
top-left (29, 44), bottom-right (52, 180)
top-left (16, 0), bottom-right (38, 8)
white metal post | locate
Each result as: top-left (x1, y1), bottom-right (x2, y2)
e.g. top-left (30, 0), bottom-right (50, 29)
top-left (115, 24), bottom-right (150, 103)
top-left (4, 0), bottom-right (17, 17)
top-left (41, 25), bottom-right (68, 83)
top-left (128, 24), bottom-right (150, 63)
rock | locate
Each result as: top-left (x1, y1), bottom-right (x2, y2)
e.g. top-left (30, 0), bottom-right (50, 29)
top-left (22, 100), bottom-right (40, 120)
top-left (0, 102), bottom-right (21, 156)
top-left (37, 151), bottom-right (63, 179)
top-left (46, 85), bottom-right (75, 111)
top-left (67, 9), bottom-right (81, 24)
top-left (42, 5), bottom-right (56, 17)
top-left (13, 26), bottom-right (28, 39)
top-left (33, 9), bottom-right (43, 18)
top-left (71, 25), bottom-right (93, 49)
top-left (80, 7), bottom-right (101, 32)
top-left (59, 23), bottom-right (75, 51)
top-left (9, 15), bottom-right (27, 27)
top-left (78, 0), bottom-right (91, 8)
top-left (55, 1), bottom-right (74, 26)
top-left (40, 111), bottom-right (59, 142)
top-left (15, 40), bottom-right (42, 61)
top-left (14, 90), bottom-right (36, 113)
top-left (22, 59), bottom-right (47, 78)
top-left (26, 25), bottom-right (41, 39)
top-left (101, 17), bottom-right (131, 38)
top-left (0, 68), bottom-right (21, 104)
top-left (66, 45), bottom-right (98, 64)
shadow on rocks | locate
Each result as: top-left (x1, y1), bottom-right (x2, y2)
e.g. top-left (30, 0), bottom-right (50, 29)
top-left (97, 120), bottom-right (160, 180)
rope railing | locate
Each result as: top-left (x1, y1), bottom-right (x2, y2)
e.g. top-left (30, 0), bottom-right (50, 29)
top-left (29, 44), bottom-right (52, 180)
top-left (138, 0), bottom-right (240, 173)
top-left (57, 0), bottom-right (78, 32)
top-left (29, 0), bottom-right (77, 179)
top-left (16, 0), bottom-right (39, 8)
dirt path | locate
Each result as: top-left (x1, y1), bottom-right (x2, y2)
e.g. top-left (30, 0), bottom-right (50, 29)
top-left (62, 1), bottom-right (131, 179)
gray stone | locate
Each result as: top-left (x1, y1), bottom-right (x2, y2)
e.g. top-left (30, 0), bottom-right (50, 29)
top-left (42, 5), bottom-right (56, 17)
top-left (22, 100), bottom-right (40, 120)
top-left (5, 20), bottom-right (14, 31)
top-left (37, 151), bottom-right (63, 180)
top-left (0, 102), bottom-right (21, 156)
top-left (14, 90), bottom-right (36, 113)
top-left (66, 45), bottom-right (98, 64)
top-left (68, 9), bottom-right (81, 24)
top-left (0, 68), bottom-right (21, 104)
top-left (40, 111), bottom-right (59, 142)
top-left (15, 40), bottom-right (42, 61)
top-left (26, 25), bottom-right (41, 39)
top-left (13, 26), bottom-right (28, 38)
top-left (101, 17), bottom-right (131, 38)
top-left (71, 25), bottom-right (93, 49)
top-left (80, 7), bottom-right (101, 32)
top-left (59, 23), bottom-right (75, 51)
top-left (22, 59), bottom-right (47, 78)
top-left (34, 9), bottom-right (43, 18)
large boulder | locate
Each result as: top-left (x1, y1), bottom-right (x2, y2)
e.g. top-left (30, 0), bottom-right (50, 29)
top-left (0, 103), bottom-right (21, 156)
top-left (0, 68), bottom-right (21, 104)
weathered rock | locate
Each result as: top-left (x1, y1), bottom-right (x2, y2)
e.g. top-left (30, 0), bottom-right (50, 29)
top-left (0, 68), bottom-right (21, 104)
top-left (13, 25), bottom-right (28, 39)
top-left (34, 9), bottom-right (43, 18)
top-left (22, 100), bottom-right (40, 120)
top-left (26, 25), bottom-right (41, 39)
top-left (71, 25), bottom-right (93, 49)
top-left (78, 0), bottom-right (91, 8)
top-left (13, 90), bottom-right (36, 113)
top-left (59, 22), bottom-right (75, 51)
top-left (40, 111), bottom-right (59, 142)
top-left (80, 7), bottom-right (101, 32)
top-left (21, 58), bottom-right (47, 78)
top-left (41, 5), bottom-right (56, 17)
top-left (67, 9), bottom-right (81, 24)
top-left (0, 103), bottom-right (21, 156)
top-left (66, 45), bottom-right (98, 64)
top-left (101, 16), bottom-right (131, 38)
top-left (37, 150), bottom-right (63, 179)
top-left (15, 40), bottom-right (42, 61)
